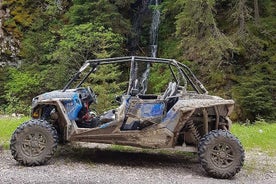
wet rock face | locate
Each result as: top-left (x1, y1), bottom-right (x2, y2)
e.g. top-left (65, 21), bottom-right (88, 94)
top-left (129, 0), bottom-right (152, 55)
top-left (0, 0), bottom-right (20, 67)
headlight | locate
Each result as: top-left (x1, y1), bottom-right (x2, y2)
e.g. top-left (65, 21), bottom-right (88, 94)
top-left (32, 97), bottom-right (39, 107)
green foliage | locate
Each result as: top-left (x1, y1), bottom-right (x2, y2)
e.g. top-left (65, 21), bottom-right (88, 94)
top-left (88, 65), bottom-right (127, 113)
top-left (4, 68), bottom-right (43, 114)
top-left (0, 68), bottom-right (8, 106)
top-left (68, 0), bottom-right (131, 34)
top-left (227, 0), bottom-right (276, 121)
top-left (158, 1), bottom-right (181, 59)
top-left (2, 0), bottom-right (127, 114)
top-left (148, 64), bottom-right (172, 94)
top-left (232, 61), bottom-right (276, 121)
top-left (231, 121), bottom-right (276, 156)
top-left (174, 0), bottom-right (233, 64)
top-left (51, 23), bottom-right (125, 94)
top-left (54, 23), bottom-right (124, 65)
top-left (21, 31), bottom-right (57, 63)
top-left (19, 30), bottom-right (65, 91)
top-left (0, 116), bottom-right (29, 149)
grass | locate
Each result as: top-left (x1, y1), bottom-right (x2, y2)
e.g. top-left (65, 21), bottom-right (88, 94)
top-left (0, 116), bottom-right (29, 149)
top-left (231, 121), bottom-right (276, 174)
top-left (231, 121), bottom-right (276, 156)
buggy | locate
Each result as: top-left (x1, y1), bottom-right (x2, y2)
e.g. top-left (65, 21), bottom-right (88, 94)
top-left (10, 56), bottom-right (244, 179)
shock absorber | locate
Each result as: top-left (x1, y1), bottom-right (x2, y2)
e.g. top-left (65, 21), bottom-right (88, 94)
top-left (186, 120), bottom-right (201, 144)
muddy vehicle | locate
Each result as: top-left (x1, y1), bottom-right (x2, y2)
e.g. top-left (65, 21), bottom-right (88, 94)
top-left (10, 56), bottom-right (244, 179)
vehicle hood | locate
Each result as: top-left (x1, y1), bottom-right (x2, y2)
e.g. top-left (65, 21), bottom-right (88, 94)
top-left (32, 90), bottom-right (78, 107)
top-left (177, 93), bottom-right (235, 115)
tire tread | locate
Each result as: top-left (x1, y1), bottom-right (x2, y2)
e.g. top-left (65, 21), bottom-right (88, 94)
top-left (198, 129), bottom-right (245, 179)
top-left (10, 119), bottom-right (58, 166)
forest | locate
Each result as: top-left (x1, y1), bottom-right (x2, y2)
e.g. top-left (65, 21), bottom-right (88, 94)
top-left (0, 0), bottom-right (275, 122)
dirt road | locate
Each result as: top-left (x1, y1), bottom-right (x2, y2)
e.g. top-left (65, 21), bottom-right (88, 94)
top-left (0, 144), bottom-right (275, 184)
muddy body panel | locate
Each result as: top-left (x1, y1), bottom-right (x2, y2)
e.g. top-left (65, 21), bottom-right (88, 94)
top-left (67, 94), bottom-right (234, 149)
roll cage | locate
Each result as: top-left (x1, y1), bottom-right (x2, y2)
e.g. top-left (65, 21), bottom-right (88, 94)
top-left (62, 56), bottom-right (208, 95)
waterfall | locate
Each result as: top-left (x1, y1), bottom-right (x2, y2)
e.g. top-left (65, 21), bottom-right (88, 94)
top-left (150, 0), bottom-right (161, 58)
top-left (140, 0), bottom-right (161, 94)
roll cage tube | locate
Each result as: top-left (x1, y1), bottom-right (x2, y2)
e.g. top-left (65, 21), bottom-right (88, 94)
top-left (62, 72), bottom-right (81, 92)
top-left (177, 62), bottom-right (208, 94)
top-left (62, 63), bottom-right (98, 92)
top-left (76, 64), bottom-right (98, 88)
top-left (63, 56), bottom-right (208, 94)
top-left (127, 56), bottom-right (136, 95)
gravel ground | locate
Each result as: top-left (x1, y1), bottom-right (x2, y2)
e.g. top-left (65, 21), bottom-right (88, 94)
top-left (0, 143), bottom-right (275, 184)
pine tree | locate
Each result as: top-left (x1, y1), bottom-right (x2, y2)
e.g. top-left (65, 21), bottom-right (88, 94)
top-left (175, 0), bottom-right (233, 66)
top-left (69, 0), bottom-right (132, 35)
top-left (88, 64), bottom-right (127, 113)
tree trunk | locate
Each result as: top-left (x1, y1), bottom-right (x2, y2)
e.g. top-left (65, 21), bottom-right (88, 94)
top-left (238, 0), bottom-right (246, 34)
top-left (254, 0), bottom-right (260, 24)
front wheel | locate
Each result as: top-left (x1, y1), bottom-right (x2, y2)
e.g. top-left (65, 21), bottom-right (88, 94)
top-left (10, 119), bottom-right (58, 166)
top-left (198, 130), bottom-right (244, 179)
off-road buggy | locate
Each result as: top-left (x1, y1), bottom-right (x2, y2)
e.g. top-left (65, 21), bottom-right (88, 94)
top-left (10, 56), bottom-right (244, 179)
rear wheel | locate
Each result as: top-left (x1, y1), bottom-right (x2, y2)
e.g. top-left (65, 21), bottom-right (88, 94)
top-left (10, 119), bottom-right (58, 166)
top-left (198, 130), bottom-right (244, 179)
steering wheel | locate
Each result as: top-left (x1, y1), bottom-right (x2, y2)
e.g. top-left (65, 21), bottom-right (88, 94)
top-left (87, 87), bottom-right (98, 104)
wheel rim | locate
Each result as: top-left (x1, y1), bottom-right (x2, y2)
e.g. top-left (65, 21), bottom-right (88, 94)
top-left (21, 132), bottom-right (47, 157)
top-left (210, 142), bottom-right (235, 169)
